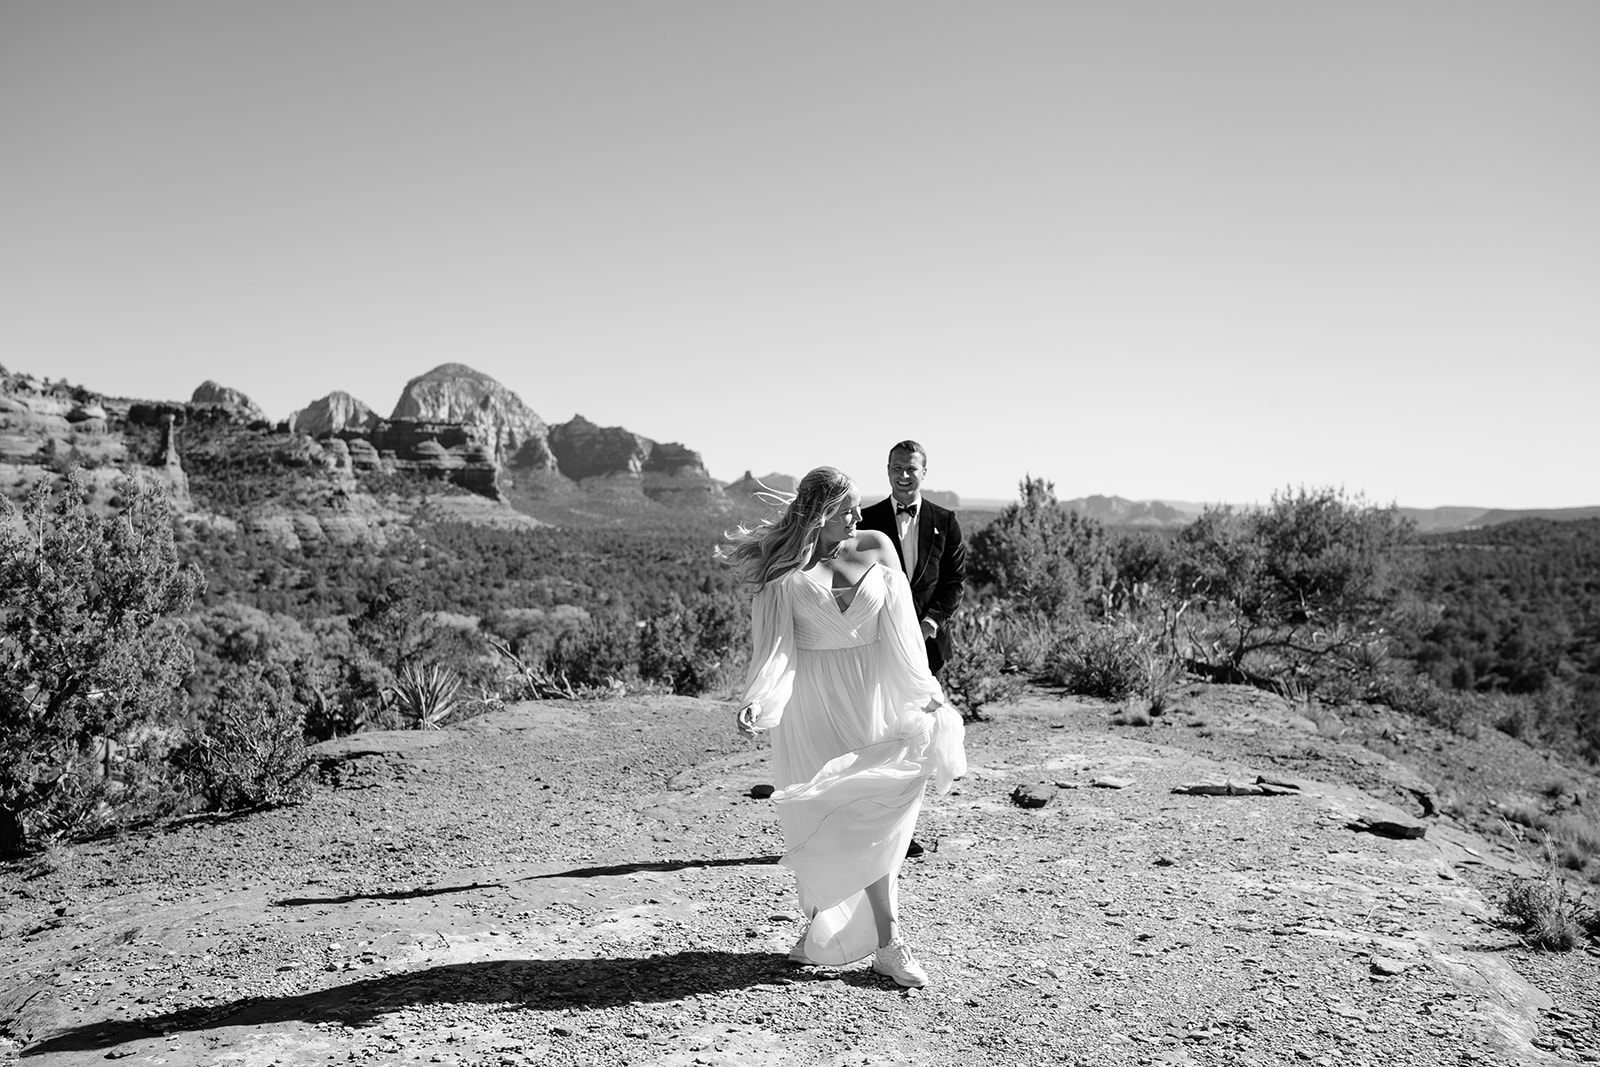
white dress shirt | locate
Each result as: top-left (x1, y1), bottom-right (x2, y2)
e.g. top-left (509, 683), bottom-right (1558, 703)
top-left (894, 496), bottom-right (921, 580)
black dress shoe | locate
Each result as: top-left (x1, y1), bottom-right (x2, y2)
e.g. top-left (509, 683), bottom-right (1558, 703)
top-left (906, 838), bottom-right (925, 858)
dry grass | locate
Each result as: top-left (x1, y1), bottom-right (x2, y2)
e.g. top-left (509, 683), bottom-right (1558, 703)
top-left (1502, 874), bottom-right (1590, 951)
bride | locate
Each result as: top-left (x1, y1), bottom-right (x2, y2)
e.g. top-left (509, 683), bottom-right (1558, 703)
top-left (720, 466), bottom-right (966, 987)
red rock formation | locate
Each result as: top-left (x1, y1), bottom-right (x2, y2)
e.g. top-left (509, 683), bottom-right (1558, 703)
top-left (288, 392), bottom-right (379, 437)
top-left (389, 364), bottom-right (556, 472)
top-left (191, 381), bottom-right (265, 422)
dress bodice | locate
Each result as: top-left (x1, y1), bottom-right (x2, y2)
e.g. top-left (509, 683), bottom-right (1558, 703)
top-left (789, 565), bottom-right (884, 651)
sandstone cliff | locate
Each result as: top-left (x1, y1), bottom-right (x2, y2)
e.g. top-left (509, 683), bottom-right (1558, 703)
top-left (287, 392), bottom-right (379, 437)
top-left (548, 415), bottom-right (727, 508)
top-left (389, 363), bottom-right (556, 471)
top-left (190, 381), bottom-right (265, 422)
top-left (2, 362), bottom-right (732, 527)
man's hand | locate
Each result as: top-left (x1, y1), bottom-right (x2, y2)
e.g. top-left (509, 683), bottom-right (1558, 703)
top-left (919, 618), bottom-right (937, 641)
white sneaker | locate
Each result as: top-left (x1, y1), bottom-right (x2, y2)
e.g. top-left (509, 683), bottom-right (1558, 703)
top-left (871, 941), bottom-right (929, 987)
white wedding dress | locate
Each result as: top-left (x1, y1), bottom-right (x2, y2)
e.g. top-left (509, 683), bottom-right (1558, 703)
top-left (741, 563), bottom-right (967, 965)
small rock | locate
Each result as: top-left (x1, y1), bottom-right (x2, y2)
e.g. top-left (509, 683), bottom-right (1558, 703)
top-left (1092, 776), bottom-right (1135, 789)
top-left (1347, 817), bottom-right (1426, 840)
top-left (1370, 955), bottom-right (1414, 976)
top-left (1172, 780), bottom-right (1266, 796)
top-left (749, 783), bottom-right (775, 799)
top-left (1010, 784), bottom-right (1054, 809)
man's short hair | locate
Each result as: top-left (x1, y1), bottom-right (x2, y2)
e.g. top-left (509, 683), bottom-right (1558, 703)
top-left (887, 440), bottom-right (927, 466)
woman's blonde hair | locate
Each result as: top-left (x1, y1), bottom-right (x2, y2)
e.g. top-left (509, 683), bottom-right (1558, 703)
top-left (719, 466), bottom-right (856, 593)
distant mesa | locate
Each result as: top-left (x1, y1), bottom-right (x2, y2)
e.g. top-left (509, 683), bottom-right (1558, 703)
top-left (1060, 495), bottom-right (1189, 527)
top-left (1398, 504), bottom-right (1600, 532)
top-left (288, 391), bottom-right (380, 437)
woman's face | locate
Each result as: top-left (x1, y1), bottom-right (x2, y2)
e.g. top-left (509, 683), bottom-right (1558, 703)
top-left (819, 487), bottom-right (863, 544)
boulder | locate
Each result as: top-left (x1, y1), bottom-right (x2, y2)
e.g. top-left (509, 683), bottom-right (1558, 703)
top-left (1010, 783), bottom-right (1055, 809)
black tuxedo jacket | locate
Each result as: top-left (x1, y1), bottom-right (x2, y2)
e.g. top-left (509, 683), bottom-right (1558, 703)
top-left (859, 496), bottom-right (966, 675)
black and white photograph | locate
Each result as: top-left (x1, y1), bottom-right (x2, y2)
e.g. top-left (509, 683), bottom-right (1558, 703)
top-left (2, 3), bottom-right (1597, 1065)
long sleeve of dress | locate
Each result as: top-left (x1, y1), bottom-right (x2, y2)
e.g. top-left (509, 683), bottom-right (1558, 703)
top-left (879, 566), bottom-right (967, 794)
top-left (738, 577), bottom-right (796, 732)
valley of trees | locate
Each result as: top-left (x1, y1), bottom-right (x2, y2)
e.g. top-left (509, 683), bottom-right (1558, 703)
top-left (3, 454), bottom-right (1599, 860)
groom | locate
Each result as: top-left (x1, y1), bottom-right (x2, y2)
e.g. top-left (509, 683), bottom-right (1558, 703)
top-left (858, 440), bottom-right (966, 677)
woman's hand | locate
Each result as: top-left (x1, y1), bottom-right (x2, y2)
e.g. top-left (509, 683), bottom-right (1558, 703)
top-left (735, 703), bottom-right (760, 736)
top-left (922, 697), bottom-right (944, 715)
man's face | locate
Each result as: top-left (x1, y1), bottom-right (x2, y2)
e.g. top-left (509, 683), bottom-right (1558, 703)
top-left (887, 450), bottom-right (926, 505)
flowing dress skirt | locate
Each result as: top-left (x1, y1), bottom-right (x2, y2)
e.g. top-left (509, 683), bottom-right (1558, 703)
top-left (741, 565), bottom-right (966, 966)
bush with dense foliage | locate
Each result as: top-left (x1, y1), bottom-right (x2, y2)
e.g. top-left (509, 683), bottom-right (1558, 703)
top-left (1173, 487), bottom-right (1415, 689)
top-left (637, 591), bottom-right (748, 698)
top-left (967, 477), bottom-right (1117, 616)
top-left (0, 472), bottom-right (201, 856)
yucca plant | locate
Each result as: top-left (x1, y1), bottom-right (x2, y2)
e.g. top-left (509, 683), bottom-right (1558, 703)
top-left (389, 663), bottom-right (462, 730)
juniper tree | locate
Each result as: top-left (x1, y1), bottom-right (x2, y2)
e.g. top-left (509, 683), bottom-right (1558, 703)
top-left (0, 471), bottom-right (200, 856)
top-left (1174, 486), bottom-right (1416, 682)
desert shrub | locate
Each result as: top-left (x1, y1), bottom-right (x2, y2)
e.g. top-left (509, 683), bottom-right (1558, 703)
top-left (1557, 814), bottom-right (1600, 868)
top-left (349, 578), bottom-right (453, 677)
top-left (1370, 669), bottom-right (1444, 720)
top-left (173, 664), bottom-right (312, 812)
top-left (1502, 873), bottom-right (1589, 951)
top-left (0, 471), bottom-right (201, 857)
top-left (487, 637), bottom-right (578, 701)
top-left (940, 606), bottom-right (1029, 720)
top-left (638, 591), bottom-right (747, 697)
top-left (967, 477), bottom-right (1116, 617)
top-left (1174, 487), bottom-right (1415, 684)
top-left (545, 610), bottom-right (641, 690)
top-left (183, 602), bottom-right (344, 726)
top-left (981, 602), bottom-right (1066, 677)
top-left (1046, 618), bottom-right (1183, 710)
top-left (1107, 529), bottom-right (1181, 614)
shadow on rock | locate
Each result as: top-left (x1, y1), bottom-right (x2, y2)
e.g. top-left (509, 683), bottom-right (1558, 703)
top-left (22, 950), bottom-right (812, 1058)
top-left (271, 881), bottom-right (507, 906)
top-left (531, 854), bottom-right (783, 879)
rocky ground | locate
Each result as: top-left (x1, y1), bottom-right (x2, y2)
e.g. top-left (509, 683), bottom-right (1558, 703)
top-left (2, 684), bottom-right (1599, 1067)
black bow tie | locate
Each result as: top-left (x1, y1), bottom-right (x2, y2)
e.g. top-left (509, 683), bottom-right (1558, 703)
top-left (896, 502), bottom-right (918, 516)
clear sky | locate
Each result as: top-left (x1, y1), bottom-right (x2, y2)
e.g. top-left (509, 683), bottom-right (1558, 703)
top-left (2, 2), bottom-right (1596, 509)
